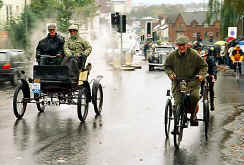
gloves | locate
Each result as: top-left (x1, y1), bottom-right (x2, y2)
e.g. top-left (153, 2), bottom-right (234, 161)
top-left (168, 72), bottom-right (176, 80)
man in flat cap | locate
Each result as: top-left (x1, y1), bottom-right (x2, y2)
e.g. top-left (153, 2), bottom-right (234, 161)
top-left (164, 36), bottom-right (208, 127)
top-left (36, 23), bottom-right (65, 65)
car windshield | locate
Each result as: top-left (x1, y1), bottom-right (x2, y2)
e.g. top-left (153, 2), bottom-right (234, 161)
top-left (0, 52), bottom-right (8, 61)
top-left (156, 47), bottom-right (174, 52)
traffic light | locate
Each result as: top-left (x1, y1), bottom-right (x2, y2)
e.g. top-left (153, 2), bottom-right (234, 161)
top-left (146, 22), bottom-right (152, 36)
top-left (118, 15), bottom-right (126, 33)
top-left (111, 12), bottom-right (120, 30)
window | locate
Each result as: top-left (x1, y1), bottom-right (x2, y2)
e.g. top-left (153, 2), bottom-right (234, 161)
top-left (216, 32), bottom-right (219, 38)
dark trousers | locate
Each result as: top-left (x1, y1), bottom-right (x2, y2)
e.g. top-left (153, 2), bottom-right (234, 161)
top-left (233, 62), bottom-right (242, 74)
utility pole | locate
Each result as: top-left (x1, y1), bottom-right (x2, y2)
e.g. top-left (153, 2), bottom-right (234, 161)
top-left (120, 14), bottom-right (123, 66)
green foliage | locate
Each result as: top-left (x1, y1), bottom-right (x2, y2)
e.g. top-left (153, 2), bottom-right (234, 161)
top-left (0, 0), bottom-right (3, 9)
top-left (7, 7), bottom-right (37, 57)
top-left (7, 0), bottom-right (97, 51)
top-left (57, 0), bottom-right (97, 32)
top-left (208, 0), bottom-right (244, 38)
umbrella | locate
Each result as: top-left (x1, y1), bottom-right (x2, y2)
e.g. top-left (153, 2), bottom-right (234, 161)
top-left (226, 37), bottom-right (235, 42)
top-left (214, 40), bottom-right (227, 45)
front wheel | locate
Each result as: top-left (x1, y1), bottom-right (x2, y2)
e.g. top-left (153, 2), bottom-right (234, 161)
top-left (77, 87), bottom-right (89, 122)
top-left (203, 100), bottom-right (209, 141)
top-left (164, 99), bottom-right (173, 138)
top-left (92, 84), bottom-right (103, 115)
top-left (236, 67), bottom-right (240, 81)
top-left (13, 85), bottom-right (28, 119)
top-left (173, 105), bottom-right (184, 150)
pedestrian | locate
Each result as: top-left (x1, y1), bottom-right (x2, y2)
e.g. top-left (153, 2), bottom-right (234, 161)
top-left (36, 23), bottom-right (65, 65)
top-left (231, 44), bottom-right (244, 74)
top-left (164, 36), bottom-right (208, 126)
top-left (200, 49), bottom-right (217, 111)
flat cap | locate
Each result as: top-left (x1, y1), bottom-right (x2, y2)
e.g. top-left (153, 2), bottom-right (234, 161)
top-left (176, 36), bottom-right (189, 45)
top-left (48, 23), bottom-right (57, 30)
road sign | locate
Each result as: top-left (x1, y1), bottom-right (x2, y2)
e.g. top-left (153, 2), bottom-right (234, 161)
top-left (228, 27), bottom-right (237, 38)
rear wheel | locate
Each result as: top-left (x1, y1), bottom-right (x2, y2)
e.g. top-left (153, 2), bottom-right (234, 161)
top-left (164, 99), bottom-right (173, 138)
top-left (77, 87), bottom-right (89, 122)
top-left (13, 85), bottom-right (28, 119)
top-left (203, 100), bottom-right (209, 141)
top-left (92, 84), bottom-right (103, 115)
top-left (173, 105), bottom-right (184, 150)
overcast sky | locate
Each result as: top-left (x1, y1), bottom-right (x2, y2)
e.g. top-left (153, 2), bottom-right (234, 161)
top-left (132, 0), bottom-right (207, 6)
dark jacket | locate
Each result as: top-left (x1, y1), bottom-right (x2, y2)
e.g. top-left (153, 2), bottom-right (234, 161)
top-left (36, 33), bottom-right (65, 59)
top-left (164, 48), bottom-right (208, 91)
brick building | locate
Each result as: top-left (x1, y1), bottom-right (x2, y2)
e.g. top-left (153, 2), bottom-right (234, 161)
top-left (167, 11), bottom-right (220, 42)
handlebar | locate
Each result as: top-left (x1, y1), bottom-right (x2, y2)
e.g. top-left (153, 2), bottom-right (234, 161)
top-left (233, 61), bottom-right (242, 64)
top-left (174, 76), bottom-right (199, 82)
top-left (39, 55), bottom-right (57, 58)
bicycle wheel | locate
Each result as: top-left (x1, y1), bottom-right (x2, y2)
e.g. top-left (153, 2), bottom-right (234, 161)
top-left (164, 99), bottom-right (173, 138)
top-left (77, 87), bottom-right (89, 122)
top-left (173, 105), bottom-right (184, 150)
top-left (236, 67), bottom-right (240, 81)
top-left (13, 85), bottom-right (28, 119)
top-left (203, 99), bottom-right (209, 141)
top-left (92, 84), bottom-right (103, 115)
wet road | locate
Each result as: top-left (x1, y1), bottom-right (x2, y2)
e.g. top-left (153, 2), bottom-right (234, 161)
top-left (0, 53), bottom-right (243, 165)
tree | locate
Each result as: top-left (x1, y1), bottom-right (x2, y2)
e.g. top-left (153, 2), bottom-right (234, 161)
top-left (208, 0), bottom-right (244, 38)
top-left (0, 0), bottom-right (3, 9)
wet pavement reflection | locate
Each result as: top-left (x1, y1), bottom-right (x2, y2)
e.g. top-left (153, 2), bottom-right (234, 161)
top-left (0, 55), bottom-right (243, 165)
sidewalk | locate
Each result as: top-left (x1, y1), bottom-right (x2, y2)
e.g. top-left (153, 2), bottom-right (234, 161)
top-left (215, 65), bottom-right (244, 165)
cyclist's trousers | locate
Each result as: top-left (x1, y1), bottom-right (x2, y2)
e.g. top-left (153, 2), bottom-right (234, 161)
top-left (173, 87), bottom-right (200, 113)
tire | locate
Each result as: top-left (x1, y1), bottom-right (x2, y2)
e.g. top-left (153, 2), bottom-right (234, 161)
top-left (92, 84), bottom-right (103, 115)
top-left (77, 87), bottom-right (89, 122)
top-left (236, 68), bottom-right (240, 81)
top-left (13, 85), bottom-right (27, 119)
top-left (203, 100), bottom-right (209, 141)
top-left (11, 72), bottom-right (19, 86)
top-left (164, 99), bottom-right (173, 138)
top-left (35, 93), bottom-right (46, 112)
top-left (173, 105), bottom-right (184, 150)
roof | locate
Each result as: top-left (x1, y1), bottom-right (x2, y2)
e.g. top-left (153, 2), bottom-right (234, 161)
top-left (166, 14), bottom-right (179, 24)
top-left (167, 11), bottom-right (218, 25)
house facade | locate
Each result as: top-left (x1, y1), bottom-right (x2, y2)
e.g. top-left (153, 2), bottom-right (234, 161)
top-left (167, 11), bottom-right (220, 42)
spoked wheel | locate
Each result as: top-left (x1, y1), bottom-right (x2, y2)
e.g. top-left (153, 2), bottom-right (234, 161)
top-left (13, 85), bottom-right (28, 119)
top-left (203, 100), bottom-right (209, 141)
top-left (173, 105), bottom-right (184, 150)
top-left (164, 99), bottom-right (173, 138)
top-left (92, 84), bottom-right (103, 115)
top-left (236, 68), bottom-right (240, 81)
top-left (35, 93), bottom-right (46, 112)
top-left (77, 87), bottom-right (89, 122)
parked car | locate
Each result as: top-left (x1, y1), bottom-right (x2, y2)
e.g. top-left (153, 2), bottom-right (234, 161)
top-left (0, 49), bottom-right (28, 86)
top-left (148, 45), bottom-right (175, 71)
